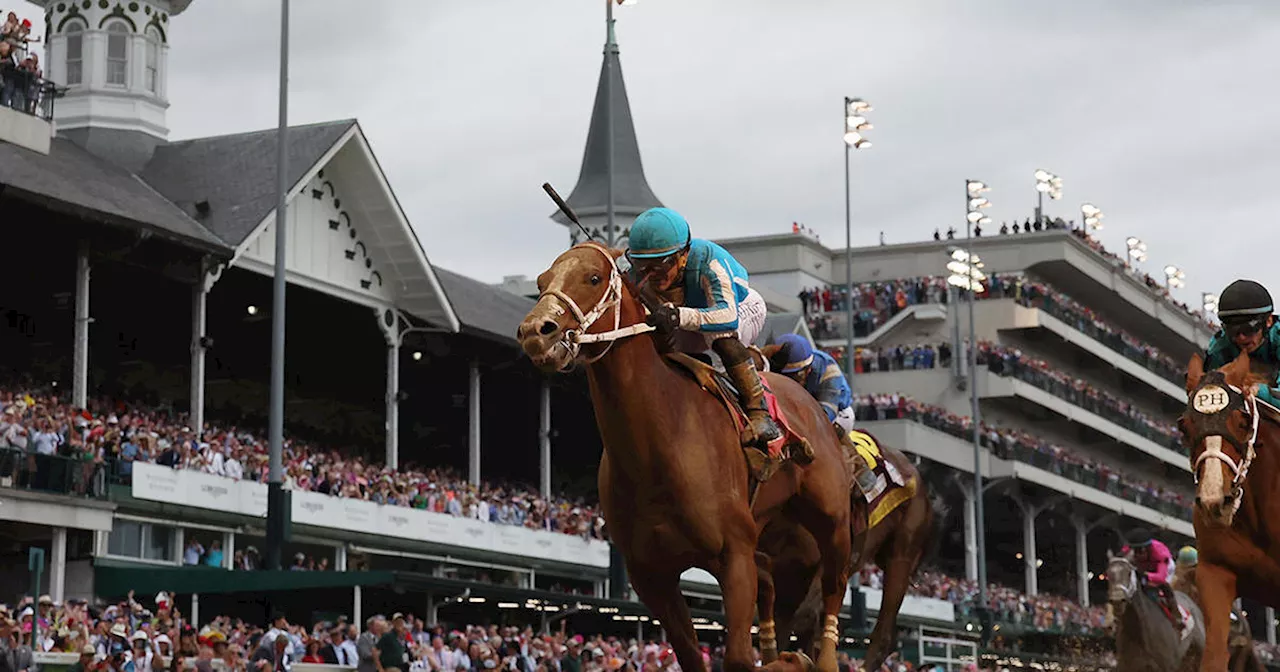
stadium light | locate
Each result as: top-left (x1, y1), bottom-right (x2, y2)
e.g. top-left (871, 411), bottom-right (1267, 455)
top-left (1203, 293), bottom-right (1219, 314)
top-left (842, 96), bottom-right (873, 400)
top-left (246, 305), bottom-right (258, 316)
top-left (946, 248), bottom-right (987, 293)
top-left (1125, 236), bottom-right (1147, 263)
top-left (1034, 169), bottom-right (1062, 226)
top-left (1164, 264), bottom-right (1186, 289)
top-left (412, 351), bottom-right (423, 361)
top-left (1081, 203), bottom-right (1103, 233)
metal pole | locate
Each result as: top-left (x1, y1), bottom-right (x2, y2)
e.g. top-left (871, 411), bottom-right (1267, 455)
top-left (1036, 190), bottom-right (1043, 227)
top-left (265, 0), bottom-right (290, 572)
top-left (843, 99), bottom-right (855, 393)
top-left (967, 192), bottom-right (987, 609)
top-left (604, 0), bottom-right (617, 247)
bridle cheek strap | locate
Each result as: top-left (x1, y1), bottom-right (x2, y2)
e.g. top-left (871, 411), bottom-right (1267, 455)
top-left (537, 243), bottom-right (655, 367)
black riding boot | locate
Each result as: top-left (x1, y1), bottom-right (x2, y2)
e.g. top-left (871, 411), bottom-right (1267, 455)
top-left (713, 337), bottom-right (783, 445)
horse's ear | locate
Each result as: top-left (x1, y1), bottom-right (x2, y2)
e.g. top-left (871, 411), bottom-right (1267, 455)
top-left (608, 247), bottom-right (625, 260)
top-left (1186, 354), bottom-right (1205, 393)
top-left (1106, 549), bottom-right (1114, 561)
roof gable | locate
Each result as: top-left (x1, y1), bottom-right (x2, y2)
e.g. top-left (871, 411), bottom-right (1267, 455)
top-left (139, 120), bottom-right (357, 247)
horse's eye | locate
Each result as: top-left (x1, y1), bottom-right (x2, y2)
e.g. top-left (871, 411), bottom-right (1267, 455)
top-left (590, 275), bottom-right (601, 286)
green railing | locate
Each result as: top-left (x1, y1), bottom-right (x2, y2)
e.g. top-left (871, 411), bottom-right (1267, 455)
top-left (0, 446), bottom-right (108, 498)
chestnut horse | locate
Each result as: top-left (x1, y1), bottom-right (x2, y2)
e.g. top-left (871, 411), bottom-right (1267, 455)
top-left (517, 243), bottom-right (852, 672)
top-left (1182, 351), bottom-right (1280, 672)
top-left (754, 432), bottom-right (935, 671)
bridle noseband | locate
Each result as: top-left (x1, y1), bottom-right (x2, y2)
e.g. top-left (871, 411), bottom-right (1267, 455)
top-left (536, 243), bottom-right (655, 369)
top-left (1107, 556), bottom-right (1138, 601)
top-left (1187, 379), bottom-right (1260, 508)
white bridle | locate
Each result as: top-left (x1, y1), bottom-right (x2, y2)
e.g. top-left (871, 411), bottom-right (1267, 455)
top-left (1106, 556), bottom-right (1138, 601)
top-left (1191, 383), bottom-right (1260, 510)
top-left (536, 243), bottom-right (655, 367)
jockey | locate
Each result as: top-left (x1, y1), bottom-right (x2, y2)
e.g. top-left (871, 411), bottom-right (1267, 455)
top-left (1204, 279), bottom-right (1280, 405)
top-left (773, 333), bottom-right (878, 494)
top-left (627, 207), bottom-right (782, 447)
top-left (1122, 528), bottom-right (1180, 621)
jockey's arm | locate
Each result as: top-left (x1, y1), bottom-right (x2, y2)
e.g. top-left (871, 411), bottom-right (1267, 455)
top-left (815, 360), bottom-right (853, 423)
top-left (675, 259), bottom-right (741, 333)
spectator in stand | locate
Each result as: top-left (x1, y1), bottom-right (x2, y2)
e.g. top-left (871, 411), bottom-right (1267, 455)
top-left (852, 394), bottom-right (1192, 516)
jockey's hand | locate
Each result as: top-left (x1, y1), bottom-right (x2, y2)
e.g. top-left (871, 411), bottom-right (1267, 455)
top-left (647, 303), bottom-right (681, 332)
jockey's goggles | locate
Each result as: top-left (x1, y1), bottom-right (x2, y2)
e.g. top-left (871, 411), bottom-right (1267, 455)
top-left (1224, 314), bottom-right (1269, 339)
top-left (625, 245), bottom-right (689, 276)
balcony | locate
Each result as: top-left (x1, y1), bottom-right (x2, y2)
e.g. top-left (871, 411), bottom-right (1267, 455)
top-left (857, 418), bottom-right (1193, 535)
top-left (0, 66), bottom-right (58, 154)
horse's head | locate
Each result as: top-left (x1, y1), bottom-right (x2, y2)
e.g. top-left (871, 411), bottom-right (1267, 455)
top-left (517, 242), bottom-right (630, 373)
top-left (1182, 351), bottom-right (1265, 527)
top-left (1105, 549), bottom-right (1138, 607)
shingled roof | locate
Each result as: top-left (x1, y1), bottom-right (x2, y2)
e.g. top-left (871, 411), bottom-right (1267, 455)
top-left (434, 267), bottom-right (535, 345)
top-left (139, 119), bottom-right (357, 247)
top-left (0, 137), bottom-right (229, 254)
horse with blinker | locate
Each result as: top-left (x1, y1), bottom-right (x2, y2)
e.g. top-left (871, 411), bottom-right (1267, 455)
top-left (517, 243), bottom-right (853, 672)
top-left (1183, 351), bottom-right (1280, 671)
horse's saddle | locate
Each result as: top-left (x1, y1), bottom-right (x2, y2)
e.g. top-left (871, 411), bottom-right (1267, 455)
top-left (843, 430), bottom-right (915, 535)
top-left (663, 352), bottom-right (809, 481)
top-left (1146, 586), bottom-right (1194, 640)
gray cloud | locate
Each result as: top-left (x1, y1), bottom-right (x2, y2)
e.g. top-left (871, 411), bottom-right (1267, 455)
top-left (24, 0), bottom-right (1280, 305)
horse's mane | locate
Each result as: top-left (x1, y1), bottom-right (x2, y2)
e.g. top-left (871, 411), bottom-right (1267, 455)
top-left (1186, 350), bottom-right (1271, 395)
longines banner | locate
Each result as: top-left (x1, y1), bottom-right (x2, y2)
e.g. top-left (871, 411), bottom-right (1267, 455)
top-left (131, 463), bottom-right (610, 568)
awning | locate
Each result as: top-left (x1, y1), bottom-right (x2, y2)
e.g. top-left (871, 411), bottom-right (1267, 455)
top-left (93, 561), bottom-right (395, 599)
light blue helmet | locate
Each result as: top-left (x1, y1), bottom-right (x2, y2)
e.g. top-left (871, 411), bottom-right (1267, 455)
top-left (776, 333), bottom-right (815, 374)
top-left (628, 208), bottom-right (691, 259)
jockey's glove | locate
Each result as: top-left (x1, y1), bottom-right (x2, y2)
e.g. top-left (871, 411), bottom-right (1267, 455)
top-left (646, 303), bottom-right (682, 332)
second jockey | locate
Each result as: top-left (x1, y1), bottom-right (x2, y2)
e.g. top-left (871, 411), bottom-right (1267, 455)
top-left (1122, 528), bottom-right (1180, 624)
top-left (772, 333), bottom-right (878, 494)
top-left (627, 207), bottom-right (782, 447)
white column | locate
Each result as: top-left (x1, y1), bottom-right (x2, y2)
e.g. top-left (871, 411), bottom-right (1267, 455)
top-left (386, 342), bottom-right (400, 470)
top-left (1268, 606), bottom-right (1277, 646)
top-left (191, 593), bottom-right (200, 629)
top-left (961, 483), bottom-right (977, 582)
top-left (469, 362), bottom-right (482, 487)
top-left (50, 527), bottom-right (68, 604)
top-left (426, 595), bottom-right (438, 626)
top-left (72, 241), bottom-right (91, 408)
top-left (190, 282), bottom-right (209, 439)
top-left (1074, 519), bottom-right (1090, 608)
top-left (223, 532), bottom-right (235, 570)
top-left (335, 545), bottom-right (347, 572)
top-left (1023, 506), bottom-right (1038, 597)
top-left (353, 585), bottom-right (363, 630)
top-left (540, 381), bottom-right (552, 500)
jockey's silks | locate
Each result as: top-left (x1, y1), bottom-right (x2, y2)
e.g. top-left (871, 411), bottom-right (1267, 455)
top-left (632, 239), bottom-right (751, 333)
top-left (1205, 321), bottom-right (1280, 405)
top-left (798, 349), bottom-right (853, 422)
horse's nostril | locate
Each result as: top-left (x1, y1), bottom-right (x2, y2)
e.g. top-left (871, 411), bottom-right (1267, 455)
top-left (539, 320), bottom-right (559, 336)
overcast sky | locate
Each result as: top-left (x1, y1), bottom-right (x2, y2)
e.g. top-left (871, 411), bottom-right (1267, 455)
top-left (27, 0), bottom-right (1280, 302)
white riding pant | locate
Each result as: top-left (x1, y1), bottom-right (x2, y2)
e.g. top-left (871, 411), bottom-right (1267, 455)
top-left (674, 288), bottom-right (768, 354)
top-left (834, 406), bottom-right (856, 433)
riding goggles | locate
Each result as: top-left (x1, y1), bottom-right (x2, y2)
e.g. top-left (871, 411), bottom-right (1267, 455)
top-left (1224, 315), bottom-right (1269, 340)
top-left (625, 245), bottom-right (689, 277)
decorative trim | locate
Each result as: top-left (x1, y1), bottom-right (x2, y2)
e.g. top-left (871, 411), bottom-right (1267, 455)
top-left (145, 15), bottom-right (166, 43)
top-left (56, 9), bottom-right (87, 33)
top-left (99, 8), bottom-right (138, 31)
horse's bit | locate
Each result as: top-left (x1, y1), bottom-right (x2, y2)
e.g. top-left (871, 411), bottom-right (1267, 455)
top-left (536, 243), bottom-right (655, 368)
top-left (1188, 381), bottom-right (1260, 510)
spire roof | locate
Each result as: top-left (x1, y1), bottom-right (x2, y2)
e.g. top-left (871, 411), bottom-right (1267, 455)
top-left (552, 44), bottom-right (663, 228)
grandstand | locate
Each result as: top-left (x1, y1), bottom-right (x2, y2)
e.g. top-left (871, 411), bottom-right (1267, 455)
top-left (3, 1), bottom-right (1276, 670)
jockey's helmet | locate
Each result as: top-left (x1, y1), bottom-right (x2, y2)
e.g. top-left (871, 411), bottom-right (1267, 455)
top-left (628, 208), bottom-right (692, 259)
top-left (1219, 279), bottom-right (1274, 339)
top-left (1177, 546), bottom-right (1198, 565)
top-left (1126, 527), bottom-right (1153, 548)
top-left (775, 334), bottom-right (816, 374)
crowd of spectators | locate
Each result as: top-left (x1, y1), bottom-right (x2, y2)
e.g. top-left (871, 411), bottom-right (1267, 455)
top-left (852, 395), bottom-right (1192, 518)
top-left (975, 341), bottom-right (1183, 454)
top-left (1, 10), bottom-right (46, 115)
top-left (821, 344), bottom-right (950, 373)
top-left (0, 385), bottom-right (606, 541)
top-left (853, 566), bottom-right (1109, 637)
top-left (805, 272), bottom-right (1187, 387)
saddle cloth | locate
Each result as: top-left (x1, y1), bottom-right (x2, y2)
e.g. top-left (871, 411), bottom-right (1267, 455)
top-left (663, 352), bottom-right (803, 460)
top-left (1149, 587), bottom-right (1194, 640)
top-left (844, 430), bottom-right (917, 535)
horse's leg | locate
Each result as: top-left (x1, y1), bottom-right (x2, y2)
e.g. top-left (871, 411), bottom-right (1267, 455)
top-left (861, 515), bottom-right (918, 670)
top-left (755, 550), bottom-right (780, 664)
top-left (631, 571), bottom-right (706, 672)
top-left (1197, 561), bottom-right (1238, 672)
top-left (811, 518), bottom-right (852, 672)
top-left (720, 545), bottom-right (763, 672)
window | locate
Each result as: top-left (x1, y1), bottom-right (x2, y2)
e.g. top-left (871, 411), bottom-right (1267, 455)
top-left (65, 22), bottom-right (84, 85)
top-left (144, 27), bottom-right (159, 93)
top-left (106, 22), bottom-right (129, 87)
top-left (107, 519), bottom-right (176, 562)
